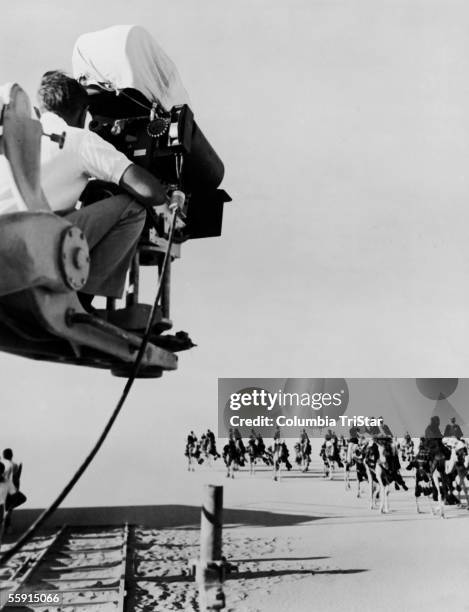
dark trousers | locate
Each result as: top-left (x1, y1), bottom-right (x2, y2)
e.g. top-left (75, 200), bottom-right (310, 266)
top-left (66, 195), bottom-right (146, 298)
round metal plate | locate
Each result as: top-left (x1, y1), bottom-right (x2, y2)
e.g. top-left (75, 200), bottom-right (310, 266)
top-left (60, 226), bottom-right (90, 291)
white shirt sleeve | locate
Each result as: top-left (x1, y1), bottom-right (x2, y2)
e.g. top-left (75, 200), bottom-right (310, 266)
top-left (79, 130), bottom-right (133, 185)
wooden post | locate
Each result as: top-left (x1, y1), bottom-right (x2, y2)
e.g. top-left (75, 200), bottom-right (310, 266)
top-left (201, 485), bottom-right (223, 563)
top-left (196, 485), bottom-right (225, 611)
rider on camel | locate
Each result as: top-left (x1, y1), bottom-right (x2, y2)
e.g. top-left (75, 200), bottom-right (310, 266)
top-left (443, 417), bottom-right (464, 440)
top-left (300, 428), bottom-right (311, 455)
top-left (233, 428), bottom-right (246, 455)
top-left (256, 433), bottom-right (266, 451)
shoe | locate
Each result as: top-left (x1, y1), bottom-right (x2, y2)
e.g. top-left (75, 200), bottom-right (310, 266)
top-left (149, 331), bottom-right (196, 352)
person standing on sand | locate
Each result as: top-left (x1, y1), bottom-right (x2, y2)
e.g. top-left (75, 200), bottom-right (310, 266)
top-left (2, 449), bottom-right (21, 489)
top-left (0, 462), bottom-right (16, 544)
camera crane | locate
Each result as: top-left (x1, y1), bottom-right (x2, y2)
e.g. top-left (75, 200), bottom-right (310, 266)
top-left (0, 80), bottom-right (230, 567)
top-left (0, 82), bottom-right (230, 378)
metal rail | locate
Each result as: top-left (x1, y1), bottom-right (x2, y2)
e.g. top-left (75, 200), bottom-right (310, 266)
top-left (9, 527), bottom-right (66, 588)
top-left (0, 527), bottom-right (65, 610)
top-left (0, 525), bottom-right (130, 611)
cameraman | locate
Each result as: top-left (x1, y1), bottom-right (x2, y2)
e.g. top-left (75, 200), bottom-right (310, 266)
top-left (37, 70), bottom-right (170, 312)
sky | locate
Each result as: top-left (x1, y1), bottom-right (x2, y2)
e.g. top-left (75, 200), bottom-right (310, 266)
top-left (1, 0), bottom-right (469, 507)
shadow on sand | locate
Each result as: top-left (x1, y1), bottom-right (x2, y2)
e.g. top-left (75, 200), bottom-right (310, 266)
top-left (9, 504), bottom-right (328, 535)
top-left (230, 556), bottom-right (329, 563)
top-left (227, 568), bottom-right (368, 580)
top-left (130, 567), bottom-right (368, 584)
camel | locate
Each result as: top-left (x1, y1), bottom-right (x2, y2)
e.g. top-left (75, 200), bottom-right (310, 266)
top-left (247, 438), bottom-right (272, 475)
top-left (294, 440), bottom-right (311, 473)
top-left (320, 438), bottom-right (344, 480)
top-left (345, 439), bottom-right (368, 497)
top-left (223, 439), bottom-right (244, 479)
top-left (185, 441), bottom-right (201, 472)
top-left (364, 437), bottom-right (407, 514)
top-left (272, 441), bottom-right (292, 482)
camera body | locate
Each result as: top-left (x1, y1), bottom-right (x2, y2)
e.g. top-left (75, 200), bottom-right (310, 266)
top-left (86, 87), bottom-right (231, 242)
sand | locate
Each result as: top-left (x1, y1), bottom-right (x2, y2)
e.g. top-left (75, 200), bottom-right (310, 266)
top-left (127, 457), bottom-right (469, 612)
top-left (3, 454), bottom-right (469, 612)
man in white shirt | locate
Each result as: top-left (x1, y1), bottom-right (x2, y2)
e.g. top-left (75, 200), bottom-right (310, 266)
top-left (0, 462), bottom-right (15, 503)
top-left (1, 452), bottom-right (12, 483)
top-left (2, 449), bottom-right (19, 486)
top-left (0, 461), bottom-right (16, 542)
top-left (36, 71), bottom-right (171, 308)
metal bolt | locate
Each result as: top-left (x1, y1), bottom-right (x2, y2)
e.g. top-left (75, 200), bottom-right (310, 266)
top-left (73, 247), bottom-right (88, 270)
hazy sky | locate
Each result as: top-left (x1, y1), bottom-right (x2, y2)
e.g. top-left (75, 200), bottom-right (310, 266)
top-left (1, 0), bottom-right (469, 507)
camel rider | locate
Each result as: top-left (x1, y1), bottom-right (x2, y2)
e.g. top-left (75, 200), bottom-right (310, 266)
top-left (186, 431), bottom-right (198, 455)
top-left (233, 428), bottom-right (246, 455)
top-left (329, 432), bottom-right (342, 465)
top-left (378, 417), bottom-right (393, 439)
top-left (425, 416), bottom-right (450, 458)
top-left (206, 429), bottom-right (220, 458)
top-left (200, 433), bottom-right (208, 452)
top-left (376, 418), bottom-right (400, 472)
top-left (185, 431), bottom-right (197, 458)
top-left (282, 442), bottom-right (293, 471)
top-left (320, 432), bottom-right (331, 460)
top-left (400, 433), bottom-right (415, 462)
top-left (444, 417), bottom-right (464, 440)
top-left (300, 429), bottom-right (311, 454)
top-left (366, 418), bottom-right (381, 437)
top-left (256, 432), bottom-right (265, 454)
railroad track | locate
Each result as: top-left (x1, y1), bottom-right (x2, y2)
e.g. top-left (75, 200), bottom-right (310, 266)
top-left (0, 525), bottom-right (130, 612)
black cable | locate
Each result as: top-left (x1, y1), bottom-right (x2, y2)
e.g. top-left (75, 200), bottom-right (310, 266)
top-left (117, 89), bottom-right (153, 112)
top-left (0, 207), bottom-right (179, 567)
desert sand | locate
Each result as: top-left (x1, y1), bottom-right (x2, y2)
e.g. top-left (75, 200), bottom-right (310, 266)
top-left (127, 457), bottom-right (469, 612)
top-left (3, 449), bottom-right (469, 612)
